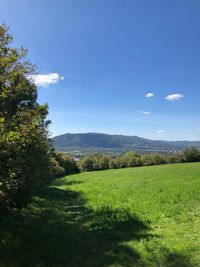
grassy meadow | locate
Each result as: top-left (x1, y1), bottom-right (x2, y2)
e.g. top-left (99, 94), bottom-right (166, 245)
top-left (0, 162), bottom-right (200, 266)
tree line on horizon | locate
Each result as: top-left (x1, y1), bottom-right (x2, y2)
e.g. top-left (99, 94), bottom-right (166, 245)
top-left (53, 147), bottom-right (200, 175)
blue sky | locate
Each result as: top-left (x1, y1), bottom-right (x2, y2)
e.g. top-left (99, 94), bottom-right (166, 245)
top-left (1, 0), bottom-right (200, 140)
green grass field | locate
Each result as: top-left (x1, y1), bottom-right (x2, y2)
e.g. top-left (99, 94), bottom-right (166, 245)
top-left (0, 162), bottom-right (200, 266)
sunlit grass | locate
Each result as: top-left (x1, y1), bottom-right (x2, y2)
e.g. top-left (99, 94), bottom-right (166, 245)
top-left (59, 162), bottom-right (200, 266)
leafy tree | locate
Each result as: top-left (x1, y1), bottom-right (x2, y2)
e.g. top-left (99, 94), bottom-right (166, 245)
top-left (0, 25), bottom-right (53, 212)
top-left (93, 154), bottom-right (111, 170)
top-left (150, 153), bottom-right (166, 165)
top-left (49, 156), bottom-right (66, 177)
top-left (122, 151), bottom-right (142, 167)
top-left (181, 147), bottom-right (200, 163)
top-left (165, 153), bottom-right (180, 164)
top-left (79, 156), bottom-right (95, 171)
top-left (109, 156), bottom-right (124, 169)
top-left (54, 152), bottom-right (80, 175)
top-left (140, 153), bottom-right (165, 166)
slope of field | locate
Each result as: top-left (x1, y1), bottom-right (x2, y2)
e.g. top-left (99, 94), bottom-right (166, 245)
top-left (0, 163), bottom-right (200, 266)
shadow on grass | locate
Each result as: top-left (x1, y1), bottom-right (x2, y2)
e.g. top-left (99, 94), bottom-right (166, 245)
top-left (162, 252), bottom-right (194, 267)
top-left (0, 185), bottom-right (194, 267)
top-left (52, 177), bottom-right (83, 187)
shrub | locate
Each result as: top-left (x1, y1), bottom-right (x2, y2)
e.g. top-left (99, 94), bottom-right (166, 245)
top-left (54, 153), bottom-right (80, 175)
top-left (180, 148), bottom-right (200, 163)
top-left (109, 156), bottom-right (124, 169)
top-left (79, 156), bottom-right (95, 171)
top-left (93, 154), bottom-right (111, 170)
top-left (49, 157), bottom-right (66, 177)
top-left (165, 153), bottom-right (181, 164)
top-left (122, 151), bottom-right (142, 167)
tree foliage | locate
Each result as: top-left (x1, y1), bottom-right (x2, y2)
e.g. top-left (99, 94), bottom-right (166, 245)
top-left (53, 152), bottom-right (80, 176)
top-left (0, 25), bottom-right (53, 212)
top-left (181, 147), bottom-right (200, 163)
top-left (78, 148), bottom-right (200, 172)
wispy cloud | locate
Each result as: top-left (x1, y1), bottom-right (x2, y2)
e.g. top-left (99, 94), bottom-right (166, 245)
top-left (196, 129), bottom-right (200, 132)
top-left (145, 92), bottom-right (154, 98)
top-left (165, 93), bottom-right (184, 101)
top-left (157, 130), bottom-right (164, 133)
top-left (137, 110), bottom-right (151, 115)
top-left (30, 73), bottom-right (64, 87)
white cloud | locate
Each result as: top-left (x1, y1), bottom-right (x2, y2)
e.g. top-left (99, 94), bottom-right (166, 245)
top-left (196, 129), bottom-right (200, 132)
top-left (146, 92), bottom-right (154, 98)
top-left (137, 111), bottom-right (151, 115)
top-left (29, 73), bottom-right (64, 87)
top-left (165, 93), bottom-right (184, 101)
top-left (157, 130), bottom-right (164, 133)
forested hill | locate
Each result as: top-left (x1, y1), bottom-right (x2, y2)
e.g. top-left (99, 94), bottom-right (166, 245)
top-left (52, 133), bottom-right (200, 152)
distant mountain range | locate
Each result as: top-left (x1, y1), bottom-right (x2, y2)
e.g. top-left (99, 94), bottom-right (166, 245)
top-left (52, 133), bottom-right (200, 153)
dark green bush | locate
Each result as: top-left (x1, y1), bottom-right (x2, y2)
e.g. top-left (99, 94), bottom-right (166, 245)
top-left (180, 147), bottom-right (200, 163)
top-left (79, 156), bottom-right (95, 171)
top-left (54, 153), bottom-right (80, 175)
top-left (49, 156), bottom-right (66, 177)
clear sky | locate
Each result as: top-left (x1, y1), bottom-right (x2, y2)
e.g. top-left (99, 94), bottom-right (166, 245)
top-left (1, 0), bottom-right (200, 140)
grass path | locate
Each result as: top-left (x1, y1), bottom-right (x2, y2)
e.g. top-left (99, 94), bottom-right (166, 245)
top-left (0, 163), bottom-right (200, 266)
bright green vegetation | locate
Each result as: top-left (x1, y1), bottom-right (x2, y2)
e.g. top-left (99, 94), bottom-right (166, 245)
top-left (1, 163), bottom-right (200, 266)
